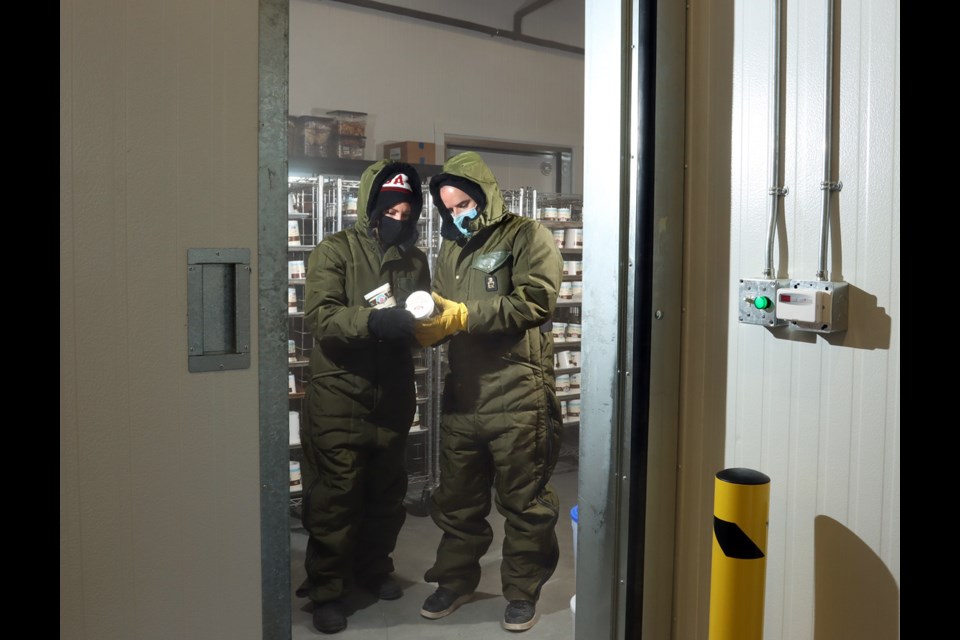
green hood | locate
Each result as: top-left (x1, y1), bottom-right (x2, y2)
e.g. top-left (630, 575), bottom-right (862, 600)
top-left (429, 151), bottom-right (508, 237)
top-left (354, 158), bottom-right (387, 232)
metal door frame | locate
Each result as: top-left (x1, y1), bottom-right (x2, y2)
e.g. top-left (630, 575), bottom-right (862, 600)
top-left (257, 1), bottom-right (685, 638)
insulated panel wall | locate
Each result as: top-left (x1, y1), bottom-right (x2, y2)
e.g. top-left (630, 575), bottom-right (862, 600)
top-left (60, 1), bottom-right (262, 638)
top-left (676, 0), bottom-right (899, 637)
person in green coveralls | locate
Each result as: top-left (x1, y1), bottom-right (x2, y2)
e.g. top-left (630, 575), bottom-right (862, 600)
top-left (414, 151), bottom-right (564, 633)
top-left (297, 160), bottom-right (430, 634)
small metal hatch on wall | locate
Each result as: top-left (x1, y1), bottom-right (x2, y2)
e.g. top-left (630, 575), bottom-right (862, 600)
top-left (187, 248), bottom-right (251, 372)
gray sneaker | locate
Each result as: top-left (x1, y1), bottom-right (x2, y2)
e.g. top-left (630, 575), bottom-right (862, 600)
top-left (502, 600), bottom-right (539, 632)
top-left (420, 586), bottom-right (473, 619)
top-left (312, 600), bottom-right (347, 634)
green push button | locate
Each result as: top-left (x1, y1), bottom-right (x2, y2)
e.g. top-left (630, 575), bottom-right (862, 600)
top-left (754, 296), bottom-right (772, 310)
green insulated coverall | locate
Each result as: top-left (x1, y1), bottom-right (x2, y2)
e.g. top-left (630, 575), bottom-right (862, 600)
top-left (425, 151), bottom-right (564, 603)
top-left (300, 159), bottom-right (431, 605)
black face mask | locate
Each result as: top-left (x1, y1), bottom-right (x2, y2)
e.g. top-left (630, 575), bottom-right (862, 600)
top-left (378, 216), bottom-right (407, 247)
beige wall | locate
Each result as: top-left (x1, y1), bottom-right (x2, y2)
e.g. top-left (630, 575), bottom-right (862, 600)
top-left (60, 1), bottom-right (263, 639)
top-left (676, 0), bottom-right (900, 638)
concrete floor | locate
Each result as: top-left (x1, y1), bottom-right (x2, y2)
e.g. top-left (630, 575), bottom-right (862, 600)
top-left (290, 431), bottom-right (579, 639)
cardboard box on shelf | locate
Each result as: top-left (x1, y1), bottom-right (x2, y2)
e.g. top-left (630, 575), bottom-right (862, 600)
top-left (384, 141), bottom-right (436, 165)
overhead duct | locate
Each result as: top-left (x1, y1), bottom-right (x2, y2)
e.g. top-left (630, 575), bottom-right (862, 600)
top-left (326, 0), bottom-right (584, 55)
top-left (514, 0), bottom-right (557, 34)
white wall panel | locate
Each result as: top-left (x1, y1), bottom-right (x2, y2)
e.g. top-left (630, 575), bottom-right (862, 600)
top-left (724, 0), bottom-right (901, 638)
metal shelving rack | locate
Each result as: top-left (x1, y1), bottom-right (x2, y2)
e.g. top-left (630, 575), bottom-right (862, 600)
top-left (287, 176), bottom-right (320, 508)
top-left (524, 190), bottom-right (584, 432)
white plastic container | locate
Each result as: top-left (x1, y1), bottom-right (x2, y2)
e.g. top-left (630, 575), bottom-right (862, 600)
top-left (552, 229), bottom-right (566, 248)
top-left (289, 411), bottom-right (300, 445)
top-left (364, 282), bottom-right (397, 309)
top-left (552, 322), bottom-right (568, 342)
top-left (290, 461), bottom-right (302, 492)
top-left (406, 290), bottom-right (436, 320)
top-left (288, 260), bottom-right (306, 280)
top-left (571, 280), bottom-right (584, 300)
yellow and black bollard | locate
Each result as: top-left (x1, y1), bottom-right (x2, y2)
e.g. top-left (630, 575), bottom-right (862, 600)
top-left (708, 468), bottom-right (771, 640)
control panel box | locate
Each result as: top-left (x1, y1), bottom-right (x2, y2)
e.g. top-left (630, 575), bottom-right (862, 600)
top-left (776, 280), bottom-right (849, 333)
top-left (738, 278), bottom-right (790, 327)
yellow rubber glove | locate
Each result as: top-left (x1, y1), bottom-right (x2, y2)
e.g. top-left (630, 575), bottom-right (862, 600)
top-left (414, 292), bottom-right (468, 347)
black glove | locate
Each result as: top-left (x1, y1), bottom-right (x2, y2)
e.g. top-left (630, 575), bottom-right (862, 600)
top-left (367, 307), bottom-right (415, 342)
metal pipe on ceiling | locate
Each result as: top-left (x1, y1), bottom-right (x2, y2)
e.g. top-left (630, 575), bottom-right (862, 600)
top-left (514, 0), bottom-right (556, 33)
top-left (326, 0), bottom-right (584, 55)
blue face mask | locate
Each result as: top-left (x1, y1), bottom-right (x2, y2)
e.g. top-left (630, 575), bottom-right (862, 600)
top-left (453, 208), bottom-right (479, 236)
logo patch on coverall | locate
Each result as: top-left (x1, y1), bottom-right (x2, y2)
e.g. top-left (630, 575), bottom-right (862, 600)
top-left (472, 251), bottom-right (511, 293)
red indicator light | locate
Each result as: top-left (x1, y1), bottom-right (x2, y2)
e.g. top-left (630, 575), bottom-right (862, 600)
top-left (781, 294), bottom-right (792, 302)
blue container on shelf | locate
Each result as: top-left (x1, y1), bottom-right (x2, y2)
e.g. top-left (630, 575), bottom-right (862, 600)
top-left (570, 504), bottom-right (578, 621)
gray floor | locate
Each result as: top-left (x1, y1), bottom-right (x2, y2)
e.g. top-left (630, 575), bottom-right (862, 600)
top-left (290, 430), bottom-right (579, 639)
